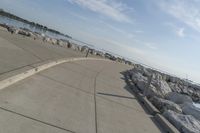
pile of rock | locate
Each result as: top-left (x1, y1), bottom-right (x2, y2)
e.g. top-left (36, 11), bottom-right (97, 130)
top-left (150, 96), bottom-right (182, 113)
top-left (80, 46), bottom-right (89, 53)
top-left (17, 29), bottom-right (32, 37)
top-left (129, 65), bottom-right (200, 133)
top-left (165, 76), bottom-right (200, 102)
top-left (7, 26), bottom-right (19, 34)
top-left (6, 26), bottom-right (32, 37)
top-left (0, 23), bottom-right (9, 31)
top-left (166, 92), bottom-right (193, 104)
top-left (96, 51), bottom-right (105, 57)
top-left (163, 110), bottom-right (200, 133)
top-left (182, 103), bottom-right (200, 121)
top-left (0, 24), bottom-right (109, 57)
top-left (131, 67), bottom-right (172, 98)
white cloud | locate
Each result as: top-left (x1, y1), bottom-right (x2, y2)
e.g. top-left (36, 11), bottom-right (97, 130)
top-left (144, 43), bottom-right (158, 50)
top-left (68, 11), bottom-right (89, 21)
top-left (134, 30), bottom-right (143, 33)
top-left (99, 21), bottom-right (135, 38)
top-left (176, 27), bottom-right (185, 37)
top-left (67, 0), bottom-right (132, 23)
top-left (158, 0), bottom-right (200, 32)
top-left (106, 39), bottom-right (146, 55)
top-left (134, 39), bottom-right (158, 50)
top-left (164, 22), bottom-right (186, 37)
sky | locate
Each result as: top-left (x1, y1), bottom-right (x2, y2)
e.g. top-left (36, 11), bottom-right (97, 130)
top-left (1, 0), bottom-right (200, 83)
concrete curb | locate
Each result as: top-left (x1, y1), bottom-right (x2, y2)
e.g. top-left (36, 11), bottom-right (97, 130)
top-left (155, 114), bottom-right (180, 133)
top-left (125, 71), bottom-right (180, 133)
top-left (125, 72), bottom-right (162, 115)
top-left (0, 57), bottom-right (109, 90)
top-left (125, 73), bottom-right (160, 115)
top-left (140, 96), bottom-right (160, 115)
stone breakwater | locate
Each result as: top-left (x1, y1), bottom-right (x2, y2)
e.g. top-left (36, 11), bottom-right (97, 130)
top-left (0, 23), bottom-right (134, 65)
top-left (128, 64), bottom-right (200, 133)
top-left (0, 23), bottom-right (105, 57)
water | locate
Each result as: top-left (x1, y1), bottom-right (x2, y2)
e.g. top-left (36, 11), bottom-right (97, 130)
top-left (193, 103), bottom-right (200, 108)
top-left (0, 15), bottom-right (70, 41)
top-left (0, 15), bottom-right (101, 50)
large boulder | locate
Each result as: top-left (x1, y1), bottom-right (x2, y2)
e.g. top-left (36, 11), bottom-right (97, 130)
top-left (96, 51), bottom-right (105, 57)
top-left (131, 72), bottom-right (148, 92)
top-left (146, 84), bottom-right (165, 98)
top-left (136, 80), bottom-right (147, 92)
top-left (17, 29), bottom-right (31, 37)
top-left (131, 71), bottom-right (148, 83)
top-left (81, 46), bottom-right (89, 52)
top-left (70, 44), bottom-right (75, 50)
top-left (132, 65), bottom-right (151, 77)
top-left (131, 70), bottom-right (172, 98)
top-left (152, 73), bottom-right (163, 81)
top-left (77, 45), bottom-right (82, 51)
top-left (168, 82), bottom-right (182, 93)
top-left (168, 82), bottom-right (200, 102)
top-left (150, 96), bottom-right (182, 113)
top-left (166, 92), bottom-right (193, 104)
top-left (50, 38), bottom-right (58, 45)
top-left (7, 26), bottom-right (19, 34)
top-left (192, 91), bottom-right (200, 102)
top-left (0, 24), bottom-right (8, 31)
top-left (182, 102), bottom-right (200, 121)
top-left (151, 74), bottom-right (172, 97)
top-left (169, 76), bottom-right (180, 83)
top-left (163, 110), bottom-right (200, 133)
top-left (71, 43), bottom-right (79, 50)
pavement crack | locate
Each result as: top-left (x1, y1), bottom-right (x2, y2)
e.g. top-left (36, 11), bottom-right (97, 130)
top-left (94, 73), bottom-right (98, 133)
top-left (96, 95), bottom-right (153, 117)
top-left (93, 64), bottom-right (110, 133)
top-left (0, 106), bottom-right (76, 133)
top-left (38, 73), bottom-right (94, 95)
top-left (0, 60), bottom-right (45, 76)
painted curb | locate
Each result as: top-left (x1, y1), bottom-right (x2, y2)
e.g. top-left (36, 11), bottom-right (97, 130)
top-left (0, 57), bottom-right (109, 90)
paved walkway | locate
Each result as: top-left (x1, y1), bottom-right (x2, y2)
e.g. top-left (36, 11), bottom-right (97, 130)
top-left (0, 30), bottom-right (162, 132)
top-left (0, 30), bottom-right (86, 75)
top-left (0, 59), bottom-right (162, 133)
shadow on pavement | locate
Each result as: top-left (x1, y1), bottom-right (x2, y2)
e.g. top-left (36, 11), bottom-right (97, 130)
top-left (97, 92), bottom-right (136, 100)
top-left (120, 70), bottom-right (165, 133)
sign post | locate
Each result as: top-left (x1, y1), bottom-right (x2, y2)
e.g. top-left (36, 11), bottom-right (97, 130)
top-left (143, 74), bottom-right (153, 97)
top-left (85, 48), bottom-right (90, 58)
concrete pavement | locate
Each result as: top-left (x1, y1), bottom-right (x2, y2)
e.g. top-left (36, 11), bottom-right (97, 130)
top-left (0, 29), bottom-right (86, 75)
top-left (0, 59), bottom-right (162, 133)
top-left (0, 29), bottom-right (163, 132)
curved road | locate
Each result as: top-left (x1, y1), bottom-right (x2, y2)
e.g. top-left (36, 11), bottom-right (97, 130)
top-left (0, 59), bottom-right (161, 133)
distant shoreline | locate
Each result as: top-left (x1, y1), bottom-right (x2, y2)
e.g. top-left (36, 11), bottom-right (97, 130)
top-left (0, 9), bottom-right (72, 39)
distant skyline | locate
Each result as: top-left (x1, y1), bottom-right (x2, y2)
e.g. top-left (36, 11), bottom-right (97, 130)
top-left (1, 0), bottom-right (200, 83)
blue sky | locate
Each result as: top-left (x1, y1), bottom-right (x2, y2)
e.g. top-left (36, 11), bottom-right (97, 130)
top-left (1, 0), bottom-right (200, 83)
